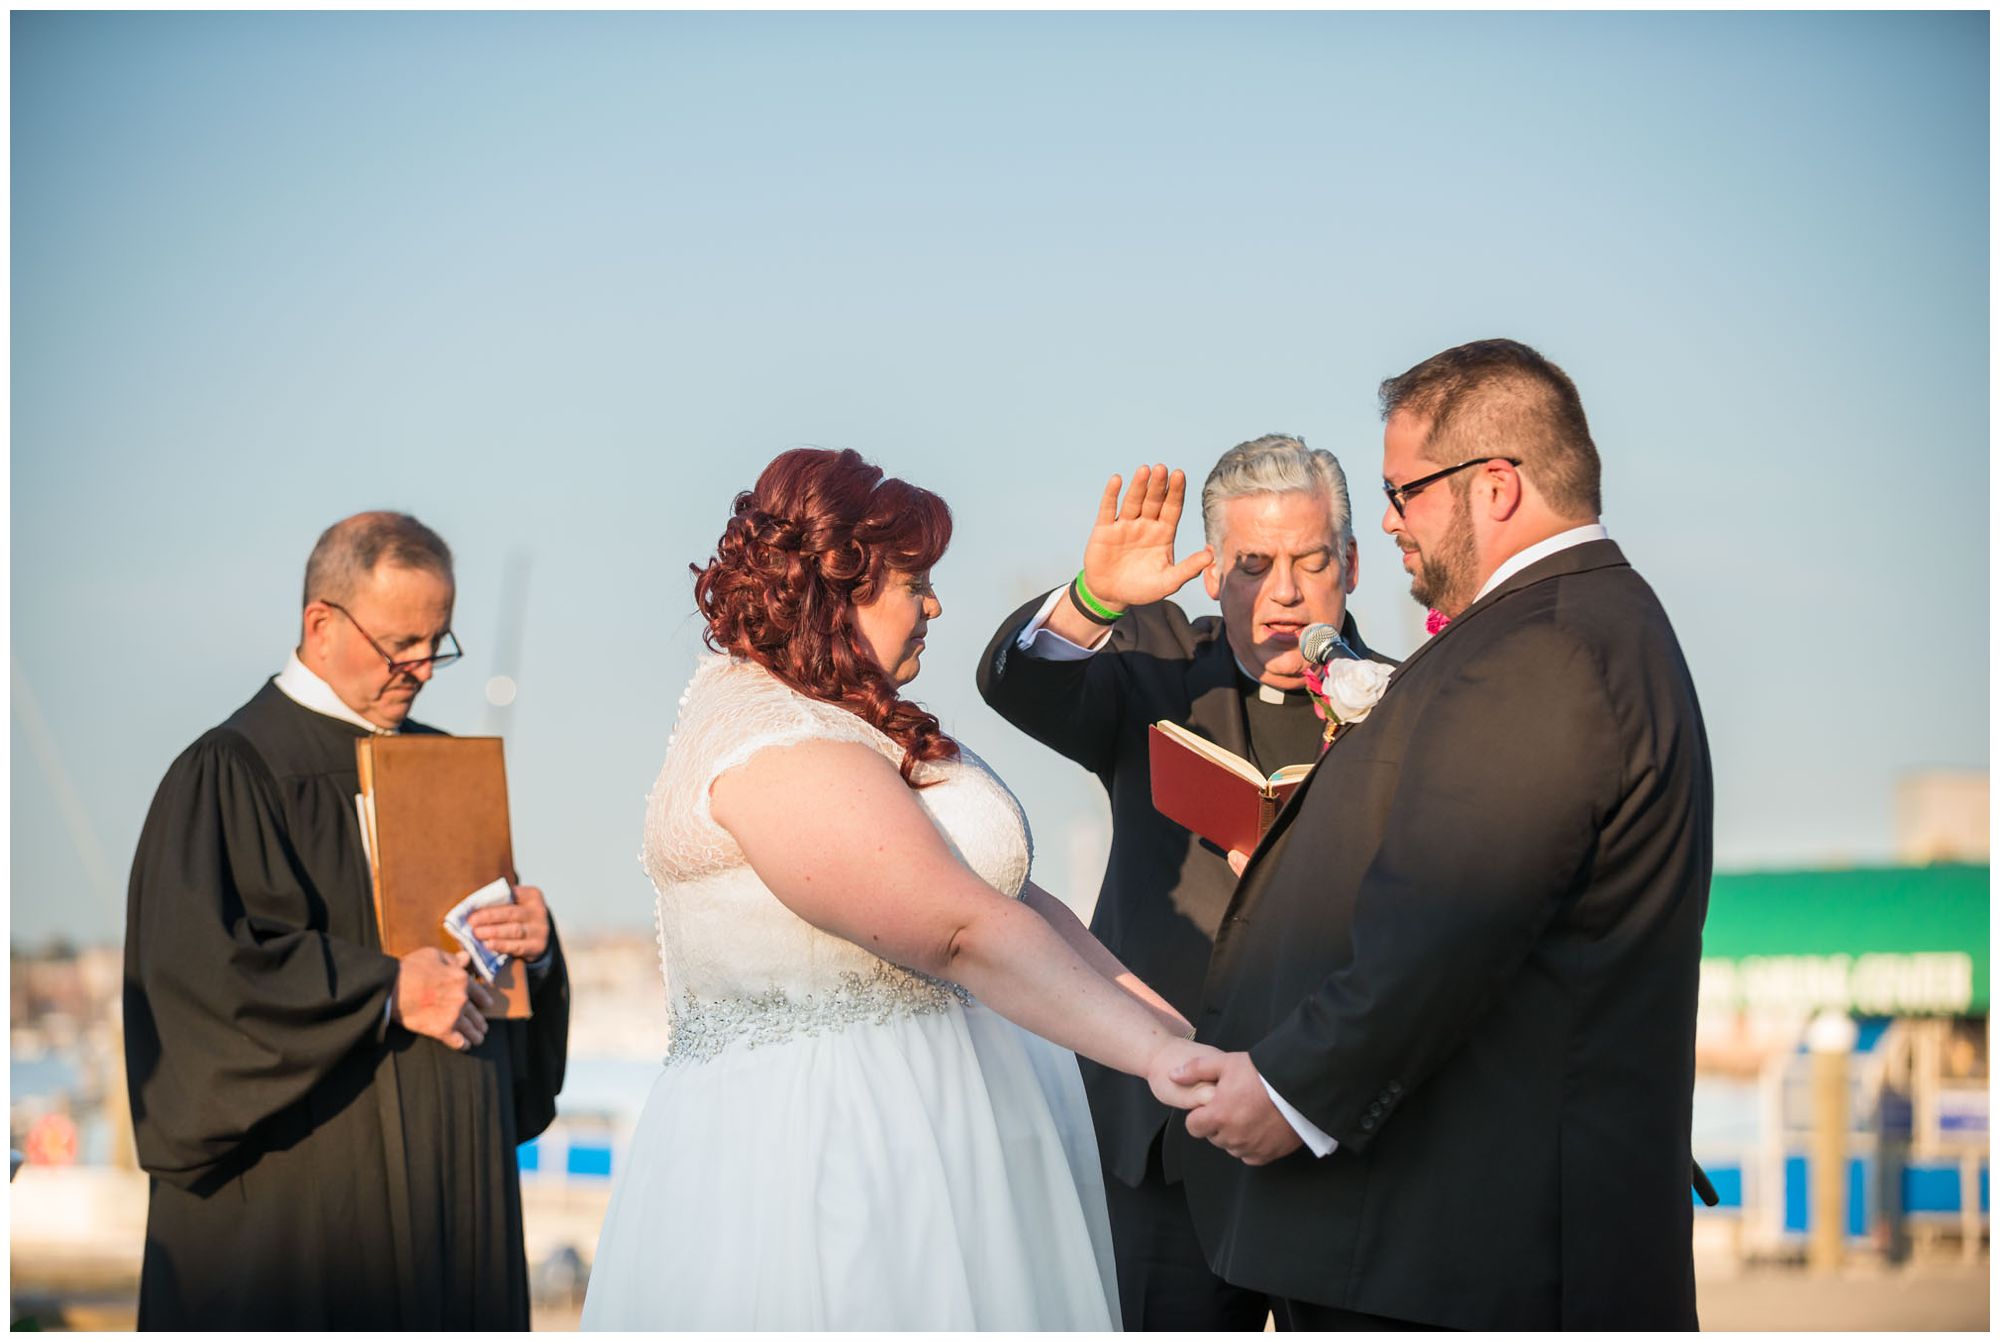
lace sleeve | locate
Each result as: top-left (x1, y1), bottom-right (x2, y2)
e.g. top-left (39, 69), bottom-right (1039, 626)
top-left (644, 658), bottom-right (903, 885)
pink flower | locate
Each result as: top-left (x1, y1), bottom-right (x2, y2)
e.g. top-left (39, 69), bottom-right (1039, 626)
top-left (1425, 608), bottom-right (1450, 636)
top-left (1301, 663), bottom-right (1329, 722)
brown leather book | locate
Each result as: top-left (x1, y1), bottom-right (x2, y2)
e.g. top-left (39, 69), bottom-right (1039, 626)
top-left (1147, 721), bottom-right (1314, 857)
top-left (355, 735), bottom-right (532, 1019)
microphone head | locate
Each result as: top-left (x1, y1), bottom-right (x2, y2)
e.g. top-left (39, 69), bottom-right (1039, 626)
top-left (1299, 622), bottom-right (1345, 667)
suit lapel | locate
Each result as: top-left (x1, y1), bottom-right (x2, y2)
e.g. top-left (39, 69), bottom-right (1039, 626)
top-left (1238, 543), bottom-right (1632, 891)
top-left (1385, 539), bottom-right (1630, 690)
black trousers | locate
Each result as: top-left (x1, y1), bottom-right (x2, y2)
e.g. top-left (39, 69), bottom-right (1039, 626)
top-left (1104, 1135), bottom-right (1280, 1331)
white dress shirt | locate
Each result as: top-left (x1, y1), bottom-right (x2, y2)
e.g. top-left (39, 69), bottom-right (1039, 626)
top-left (1014, 586), bottom-right (1113, 660)
top-left (1474, 522), bottom-right (1609, 603)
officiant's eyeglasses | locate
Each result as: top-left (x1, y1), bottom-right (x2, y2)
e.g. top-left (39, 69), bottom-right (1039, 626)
top-left (1382, 457), bottom-right (1522, 518)
top-left (326, 602), bottom-right (463, 676)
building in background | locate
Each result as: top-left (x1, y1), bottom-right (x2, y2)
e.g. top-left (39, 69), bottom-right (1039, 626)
top-left (1691, 771), bottom-right (1989, 1263)
top-left (1896, 770), bottom-right (1989, 866)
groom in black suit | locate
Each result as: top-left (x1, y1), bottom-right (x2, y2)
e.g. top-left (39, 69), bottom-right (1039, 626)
top-left (978, 438), bottom-right (1393, 1330)
top-left (1171, 340), bottom-right (1711, 1329)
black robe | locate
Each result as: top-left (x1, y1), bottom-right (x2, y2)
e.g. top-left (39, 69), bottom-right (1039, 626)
top-left (122, 680), bottom-right (570, 1330)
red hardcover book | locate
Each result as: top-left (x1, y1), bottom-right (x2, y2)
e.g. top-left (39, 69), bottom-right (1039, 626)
top-left (1147, 721), bottom-right (1314, 856)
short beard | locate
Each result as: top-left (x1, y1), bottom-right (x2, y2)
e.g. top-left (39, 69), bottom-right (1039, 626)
top-left (1408, 487), bottom-right (1479, 616)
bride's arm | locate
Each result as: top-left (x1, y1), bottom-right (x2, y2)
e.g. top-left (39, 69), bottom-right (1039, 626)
top-left (1017, 882), bottom-right (1194, 1039)
top-left (710, 739), bottom-right (1215, 1104)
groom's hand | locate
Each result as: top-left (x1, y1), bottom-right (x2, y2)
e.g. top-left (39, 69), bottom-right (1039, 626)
top-left (1146, 1038), bottom-right (1223, 1111)
top-left (1174, 1051), bottom-right (1305, 1166)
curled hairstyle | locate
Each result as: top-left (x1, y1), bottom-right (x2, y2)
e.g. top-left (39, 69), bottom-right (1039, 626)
top-left (1379, 338), bottom-right (1602, 519)
top-left (303, 511), bottom-right (453, 608)
top-left (692, 448), bottom-right (959, 785)
top-left (1200, 434), bottom-right (1355, 577)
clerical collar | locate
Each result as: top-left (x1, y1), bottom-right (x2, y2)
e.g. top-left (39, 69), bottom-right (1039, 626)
top-left (1230, 654), bottom-right (1293, 705)
top-left (274, 651), bottom-right (397, 734)
top-left (1475, 522), bottom-right (1610, 603)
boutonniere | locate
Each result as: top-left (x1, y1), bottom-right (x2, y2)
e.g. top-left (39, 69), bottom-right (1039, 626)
top-left (1426, 608), bottom-right (1451, 636)
top-left (1301, 657), bottom-right (1393, 747)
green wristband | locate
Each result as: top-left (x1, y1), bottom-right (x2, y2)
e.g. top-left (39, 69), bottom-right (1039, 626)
top-left (1070, 571), bottom-right (1126, 624)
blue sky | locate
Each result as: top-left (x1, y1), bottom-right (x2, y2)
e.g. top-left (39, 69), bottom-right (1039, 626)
top-left (11, 11), bottom-right (1989, 946)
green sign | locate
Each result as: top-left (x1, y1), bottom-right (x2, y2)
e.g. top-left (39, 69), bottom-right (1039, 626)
top-left (1698, 864), bottom-right (1990, 1014)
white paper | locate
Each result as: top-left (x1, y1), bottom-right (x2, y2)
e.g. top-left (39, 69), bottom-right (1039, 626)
top-left (443, 877), bottom-right (515, 982)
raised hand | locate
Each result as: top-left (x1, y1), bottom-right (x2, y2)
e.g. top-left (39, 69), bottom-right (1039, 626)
top-left (1080, 465), bottom-right (1217, 611)
top-left (1174, 1049), bottom-right (1305, 1166)
top-left (1146, 1036), bottom-right (1224, 1110)
top-left (393, 948), bottom-right (487, 1051)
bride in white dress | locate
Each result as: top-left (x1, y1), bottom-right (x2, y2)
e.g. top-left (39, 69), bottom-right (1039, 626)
top-left (581, 448), bottom-right (1219, 1330)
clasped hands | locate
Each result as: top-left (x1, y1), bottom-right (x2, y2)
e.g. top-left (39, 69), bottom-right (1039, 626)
top-left (1148, 1040), bottom-right (1305, 1167)
top-left (392, 884), bottom-right (551, 1052)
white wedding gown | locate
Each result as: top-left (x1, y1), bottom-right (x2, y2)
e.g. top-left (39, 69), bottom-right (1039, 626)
top-left (580, 655), bottom-right (1119, 1329)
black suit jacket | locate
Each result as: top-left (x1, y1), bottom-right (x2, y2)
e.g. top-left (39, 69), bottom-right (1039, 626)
top-left (1171, 540), bottom-right (1710, 1329)
top-left (978, 592), bottom-right (1389, 1187)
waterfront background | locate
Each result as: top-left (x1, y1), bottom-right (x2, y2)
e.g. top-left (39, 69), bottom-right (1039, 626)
top-left (10, 9), bottom-right (1989, 1329)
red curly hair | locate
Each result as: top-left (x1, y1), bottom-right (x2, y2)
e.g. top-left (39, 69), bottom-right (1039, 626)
top-left (693, 448), bottom-right (959, 786)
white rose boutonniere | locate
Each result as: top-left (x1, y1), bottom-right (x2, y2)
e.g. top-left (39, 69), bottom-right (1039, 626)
top-left (1323, 659), bottom-right (1393, 720)
top-left (1302, 657), bottom-right (1393, 746)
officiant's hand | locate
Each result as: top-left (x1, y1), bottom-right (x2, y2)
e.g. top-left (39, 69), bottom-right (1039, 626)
top-left (1081, 464), bottom-right (1216, 610)
top-left (466, 883), bottom-right (551, 962)
top-left (1175, 1050), bottom-right (1305, 1166)
top-left (394, 948), bottom-right (488, 1051)
top-left (1146, 1037), bottom-right (1223, 1111)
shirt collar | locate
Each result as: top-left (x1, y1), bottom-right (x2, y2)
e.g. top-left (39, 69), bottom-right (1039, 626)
top-left (1474, 522), bottom-right (1610, 603)
top-left (274, 650), bottom-right (397, 734)
top-left (1230, 654), bottom-right (1298, 704)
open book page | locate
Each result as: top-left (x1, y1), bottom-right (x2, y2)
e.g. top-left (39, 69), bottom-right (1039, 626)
top-left (1150, 720), bottom-right (1263, 786)
top-left (1152, 720), bottom-right (1309, 790)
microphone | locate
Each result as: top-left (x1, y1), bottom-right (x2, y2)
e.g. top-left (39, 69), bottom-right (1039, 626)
top-left (1299, 622), bottom-right (1355, 668)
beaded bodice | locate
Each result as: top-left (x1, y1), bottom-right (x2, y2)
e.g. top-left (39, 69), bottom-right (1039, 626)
top-left (642, 655), bottom-right (1033, 1064)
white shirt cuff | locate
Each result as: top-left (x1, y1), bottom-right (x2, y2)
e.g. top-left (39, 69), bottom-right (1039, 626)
top-left (1260, 1075), bottom-right (1339, 1157)
top-left (1014, 586), bottom-right (1113, 660)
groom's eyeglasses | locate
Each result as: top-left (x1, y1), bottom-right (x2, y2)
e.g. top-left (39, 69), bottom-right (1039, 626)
top-left (327, 602), bottom-right (463, 676)
top-left (1382, 457), bottom-right (1522, 518)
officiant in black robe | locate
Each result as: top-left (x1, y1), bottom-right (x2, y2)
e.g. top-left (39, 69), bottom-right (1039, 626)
top-left (122, 512), bottom-right (570, 1330)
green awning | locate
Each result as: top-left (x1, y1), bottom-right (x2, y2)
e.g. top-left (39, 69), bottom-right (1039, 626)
top-left (1699, 864), bottom-right (1991, 1015)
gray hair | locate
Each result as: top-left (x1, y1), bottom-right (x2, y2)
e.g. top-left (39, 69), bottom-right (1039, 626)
top-left (302, 510), bottom-right (454, 608)
top-left (1200, 434), bottom-right (1355, 563)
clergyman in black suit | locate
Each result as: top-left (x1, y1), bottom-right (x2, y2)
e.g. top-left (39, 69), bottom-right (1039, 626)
top-left (977, 438), bottom-right (1394, 1330)
top-left (1170, 340), bottom-right (1712, 1329)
